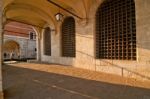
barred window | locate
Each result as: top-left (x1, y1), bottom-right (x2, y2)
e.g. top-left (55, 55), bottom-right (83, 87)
top-left (96, 0), bottom-right (136, 60)
top-left (62, 17), bottom-right (76, 57)
top-left (44, 27), bottom-right (51, 56)
top-left (29, 32), bottom-right (34, 40)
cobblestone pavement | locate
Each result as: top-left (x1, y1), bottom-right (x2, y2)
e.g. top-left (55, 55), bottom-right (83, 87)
top-left (2, 63), bottom-right (150, 99)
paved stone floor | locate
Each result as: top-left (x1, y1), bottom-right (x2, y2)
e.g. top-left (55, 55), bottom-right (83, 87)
top-left (2, 63), bottom-right (150, 99)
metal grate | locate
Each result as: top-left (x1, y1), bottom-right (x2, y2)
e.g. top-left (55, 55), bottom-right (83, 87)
top-left (44, 27), bottom-right (51, 56)
top-left (62, 17), bottom-right (76, 57)
top-left (96, 0), bottom-right (136, 60)
top-left (29, 32), bottom-right (34, 40)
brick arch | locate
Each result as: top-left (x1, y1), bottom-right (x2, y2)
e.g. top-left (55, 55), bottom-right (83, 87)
top-left (3, 3), bottom-right (56, 29)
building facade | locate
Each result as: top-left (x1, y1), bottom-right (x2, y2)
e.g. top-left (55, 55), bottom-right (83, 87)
top-left (38, 0), bottom-right (150, 81)
top-left (3, 22), bottom-right (37, 60)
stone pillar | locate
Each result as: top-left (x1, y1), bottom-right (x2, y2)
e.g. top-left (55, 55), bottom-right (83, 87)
top-left (37, 37), bottom-right (41, 61)
top-left (0, 0), bottom-right (4, 98)
top-left (56, 22), bottom-right (61, 57)
top-left (33, 27), bottom-right (42, 62)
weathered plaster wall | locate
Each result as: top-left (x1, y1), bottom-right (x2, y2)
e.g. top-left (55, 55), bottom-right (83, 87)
top-left (136, 0), bottom-right (150, 63)
top-left (40, 0), bottom-right (150, 81)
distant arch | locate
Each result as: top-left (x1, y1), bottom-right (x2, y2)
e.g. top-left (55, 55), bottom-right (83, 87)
top-left (4, 40), bottom-right (20, 52)
top-left (3, 40), bottom-right (20, 59)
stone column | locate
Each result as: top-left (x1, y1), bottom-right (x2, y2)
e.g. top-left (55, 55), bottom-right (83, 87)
top-left (0, 0), bottom-right (4, 98)
top-left (33, 27), bottom-right (42, 62)
top-left (56, 23), bottom-right (61, 57)
top-left (37, 37), bottom-right (41, 61)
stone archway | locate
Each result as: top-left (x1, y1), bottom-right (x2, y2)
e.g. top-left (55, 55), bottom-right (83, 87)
top-left (3, 40), bottom-right (20, 60)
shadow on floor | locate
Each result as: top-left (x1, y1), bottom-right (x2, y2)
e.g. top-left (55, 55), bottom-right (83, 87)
top-left (2, 64), bottom-right (150, 99)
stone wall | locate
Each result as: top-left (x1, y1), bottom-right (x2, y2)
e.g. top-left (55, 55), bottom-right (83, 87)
top-left (4, 35), bottom-right (36, 59)
top-left (40, 0), bottom-right (150, 81)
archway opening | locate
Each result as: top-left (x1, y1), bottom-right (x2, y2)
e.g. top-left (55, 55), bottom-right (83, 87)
top-left (3, 40), bottom-right (20, 60)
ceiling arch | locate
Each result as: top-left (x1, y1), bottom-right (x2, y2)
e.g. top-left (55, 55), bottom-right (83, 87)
top-left (3, 0), bottom-right (96, 32)
top-left (3, 0), bottom-right (94, 19)
top-left (3, 3), bottom-right (56, 28)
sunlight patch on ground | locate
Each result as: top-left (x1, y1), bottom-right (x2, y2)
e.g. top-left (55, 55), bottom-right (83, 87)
top-left (8, 63), bottom-right (150, 89)
top-left (4, 61), bottom-right (17, 64)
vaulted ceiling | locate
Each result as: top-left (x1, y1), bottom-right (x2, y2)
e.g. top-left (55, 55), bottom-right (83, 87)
top-left (3, 0), bottom-right (98, 29)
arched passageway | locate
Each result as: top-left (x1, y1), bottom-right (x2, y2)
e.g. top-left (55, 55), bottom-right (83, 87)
top-left (0, 1), bottom-right (150, 98)
top-left (0, 0), bottom-right (150, 81)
